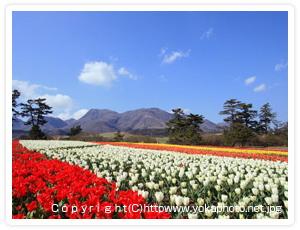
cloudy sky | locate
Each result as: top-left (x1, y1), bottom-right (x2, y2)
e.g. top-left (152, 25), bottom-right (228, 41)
top-left (12, 11), bottom-right (288, 123)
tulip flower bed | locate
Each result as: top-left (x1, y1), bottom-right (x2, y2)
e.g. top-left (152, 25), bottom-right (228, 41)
top-left (95, 142), bottom-right (288, 162)
top-left (17, 140), bottom-right (289, 219)
top-left (12, 141), bottom-right (171, 219)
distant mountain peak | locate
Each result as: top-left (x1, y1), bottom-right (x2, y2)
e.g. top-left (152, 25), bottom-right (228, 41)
top-left (13, 108), bottom-right (222, 136)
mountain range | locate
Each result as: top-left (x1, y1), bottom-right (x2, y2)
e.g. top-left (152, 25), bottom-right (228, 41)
top-left (12, 108), bottom-right (223, 137)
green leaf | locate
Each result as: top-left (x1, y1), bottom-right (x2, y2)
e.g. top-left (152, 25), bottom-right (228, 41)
top-left (175, 212), bottom-right (183, 219)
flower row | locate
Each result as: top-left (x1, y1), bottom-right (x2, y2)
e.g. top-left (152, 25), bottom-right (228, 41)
top-left (12, 141), bottom-right (171, 219)
top-left (19, 140), bottom-right (288, 219)
top-left (95, 142), bottom-right (288, 162)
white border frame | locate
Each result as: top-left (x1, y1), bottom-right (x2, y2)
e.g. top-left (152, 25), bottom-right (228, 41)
top-left (6, 4), bottom-right (294, 225)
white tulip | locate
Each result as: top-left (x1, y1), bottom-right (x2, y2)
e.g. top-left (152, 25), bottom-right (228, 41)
top-left (256, 213), bottom-right (264, 219)
top-left (284, 200), bottom-right (288, 210)
top-left (170, 195), bottom-right (176, 204)
top-left (227, 178), bottom-right (233, 186)
top-left (142, 191), bottom-right (149, 199)
top-left (205, 209), bottom-right (213, 218)
top-left (235, 188), bottom-right (241, 195)
top-left (181, 188), bottom-right (187, 196)
top-left (182, 197), bottom-right (190, 206)
top-left (271, 187), bottom-right (278, 195)
top-left (159, 181), bottom-right (164, 187)
top-left (192, 183), bottom-right (198, 190)
top-left (172, 178), bottom-right (177, 184)
top-left (155, 192), bottom-right (164, 203)
top-left (220, 194), bottom-right (227, 203)
top-left (175, 196), bottom-right (183, 206)
top-left (188, 213), bottom-right (198, 219)
top-left (252, 188), bottom-right (259, 195)
top-left (138, 183), bottom-right (143, 189)
top-left (271, 194), bottom-right (279, 203)
top-left (197, 198), bottom-right (205, 206)
top-left (270, 211), bottom-right (279, 219)
top-left (265, 184), bottom-right (271, 192)
top-left (265, 197), bottom-right (272, 206)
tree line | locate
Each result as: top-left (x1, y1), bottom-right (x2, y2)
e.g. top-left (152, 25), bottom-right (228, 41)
top-left (165, 99), bottom-right (288, 147)
top-left (13, 89), bottom-right (287, 146)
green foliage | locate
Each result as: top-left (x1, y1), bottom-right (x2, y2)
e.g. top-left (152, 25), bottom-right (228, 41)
top-left (69, 125), bottom-right (82, 136)
top-left (202, 134), bottom-right (224, 146)
top-left (219, 99), bottom-right (241, 131)
top-left (20, 98), bottom-right (53, 127)
top-left (28, 125), bottom-right (46, 140)
top-left (220, 99), bottom-right (286, 147)
top-left (258, 103), bottom-right (276, 134)
top-left (165, 108), bottom-right (204, 145)
top-left (12, 89), bottom-right (21, 123)
top-left (113, 131), bottom-right (124, 142)
top-left (20, 98), bottom-right (53, 140)
top-left (236, 103), bottom-right (258, 131)
top-left (223, 123), bottom-right (255, 147)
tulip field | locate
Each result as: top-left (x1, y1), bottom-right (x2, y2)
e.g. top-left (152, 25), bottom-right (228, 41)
top-left (12, 140), bottom-right (288, 219)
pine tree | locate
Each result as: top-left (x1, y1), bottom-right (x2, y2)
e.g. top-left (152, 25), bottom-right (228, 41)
top-left (113, 131), bottom-right (124, 142)
top-left (259, 103), bottom-right (276, 134)
top-left (12, 89), bottom-right (21, 124)
top-left (219, 99), bottom-right (241, 131)
top-left (20, 98), bottom-right (53, 140)
top-left (69, 125), bottom-right (82, 136)
top-left (236, 103), bottom-right (258, 132)
top-left (165, 108), bottom-right (204, 145)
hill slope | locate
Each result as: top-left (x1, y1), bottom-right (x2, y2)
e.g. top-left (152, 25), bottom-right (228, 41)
top-left (12, 108), bottom-right (222, 135)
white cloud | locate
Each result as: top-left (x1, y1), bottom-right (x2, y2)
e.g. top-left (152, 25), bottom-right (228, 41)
top-left (12, 79), bottom-right (57, 101)
top-left (118, 67), bottom-right (138, 80)
top-left (254, 84), bottom-right (266, 92)
top-left (57, 109), bottom-right (89, 120)
top-left (12, 79), bottom-right (78, 117)
top-left (161, 50), bottom-right (190, 65)
top-left (78, 61), bottom-right (117, 87)
top-left (159, 47), bottom-right (168, 57)
top-left (56, 113), bottom-right (71, 121)
top-left (275, 62), bottom-right (288, 71)
top-left (245, 76), bottom-right (256, 85)
top-left (183, 108), bottom-right (190, 114)
top-left (168, 108), bottom-right (190, 114)
top-left (200, 28), bottom-right (213, 40)
top-left (41, 94), bottom-right (74, 113)
top-left (73, 109), bottom-right (89, 119)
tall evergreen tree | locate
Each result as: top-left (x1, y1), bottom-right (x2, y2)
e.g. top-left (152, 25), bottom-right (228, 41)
top-left (225, 123), bottom-right (255, 147)
top-left (259, 103), bottom-right (276, 134)
top-left (185, 113), bottom-right (204, 145)
top-left (219, 99), bottom-right (241, 131)
top-left (165, 108), bottom-right (186, 144)
top-left (12, 89), bottom-right (21, 123)
top-left (236, 103), bottom-right (258, 132)
top-left (165, 108), bottom-right (204, 145)
top-left (20, 98), bottom-right (53, 140)
top-left (69, 125), bottom-right (82, 136)
top-left (113, 131), bottom-right (124, 142)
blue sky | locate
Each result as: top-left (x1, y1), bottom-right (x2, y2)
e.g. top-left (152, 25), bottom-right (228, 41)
top-left (12, 11), bottom-right (288, 123)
